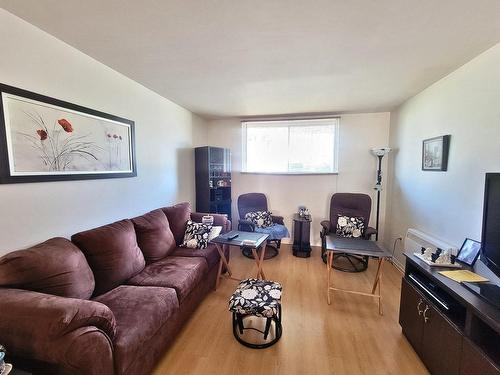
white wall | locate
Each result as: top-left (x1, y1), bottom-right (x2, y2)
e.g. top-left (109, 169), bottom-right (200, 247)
top-left (386, 43), bottom-right (500, 266)
top-left (206, 113), bottom-right (391, 246)
top-left (0, 10), bottom-right (208, 255)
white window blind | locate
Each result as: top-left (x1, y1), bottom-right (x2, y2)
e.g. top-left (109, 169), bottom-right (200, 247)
top-left (242, 118), bottom-right (339, 174)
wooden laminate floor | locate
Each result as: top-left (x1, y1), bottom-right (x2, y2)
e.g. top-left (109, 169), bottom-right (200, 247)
top-left (152, 244), bottom-right (428, 375)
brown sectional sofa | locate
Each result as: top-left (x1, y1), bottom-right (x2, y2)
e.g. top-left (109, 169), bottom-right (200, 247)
top-left (0, 202), bottom-right (230, 375)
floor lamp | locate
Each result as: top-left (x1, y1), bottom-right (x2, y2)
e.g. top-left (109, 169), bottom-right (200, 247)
top-left (371, 148), bottom-right (392, 241)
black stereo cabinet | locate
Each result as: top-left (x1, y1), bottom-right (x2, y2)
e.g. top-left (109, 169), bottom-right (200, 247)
top-left (399, 254), bottom-right (500, 375)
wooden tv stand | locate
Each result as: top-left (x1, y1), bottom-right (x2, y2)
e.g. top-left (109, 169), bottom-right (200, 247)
top-left (400, 253), bottom-right (500, 375)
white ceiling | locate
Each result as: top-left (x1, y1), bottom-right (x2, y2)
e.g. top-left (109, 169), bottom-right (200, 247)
top-left (2, 1), bottom-right (500, 119)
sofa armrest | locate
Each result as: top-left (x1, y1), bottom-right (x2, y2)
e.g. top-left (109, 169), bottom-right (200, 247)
top-left (238, 219), bottom-right (256, 232)
top-left (0, 288), bottom-right (116, 369)
top-left (59, 326), bottom-right (115, 375)
top-left (320, 220), bottom-right (331, 233)
top-left (190, 212), bottom-right (231, 233)
top-left (271, 215), bottom-right (284, 225)
top-left (364, 226), bottom-right (377, 240)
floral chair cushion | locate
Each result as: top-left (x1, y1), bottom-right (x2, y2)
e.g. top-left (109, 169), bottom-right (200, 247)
top-left (336, 215), bottom-right (365, 238)
top-left (229, 278), bottom-right (282, 318)
top-left (181, 220), bottom-right (212, 249)
top-left (245, 211), bottom-right (273, 228)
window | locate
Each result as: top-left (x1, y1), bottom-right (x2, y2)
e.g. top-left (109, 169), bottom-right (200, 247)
top-left (242, 118), bottom-right (339, 174)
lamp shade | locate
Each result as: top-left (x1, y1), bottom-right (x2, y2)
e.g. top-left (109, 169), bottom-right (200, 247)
top-left (371, 147), bottom-right (392, 157)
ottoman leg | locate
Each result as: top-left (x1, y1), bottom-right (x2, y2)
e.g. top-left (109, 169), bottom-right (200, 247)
top-left (274, 316), bottom-right (283, 342)
top-left (232, 313), bottom-right (243, 336)
top-left (232, 313), bottom-right (238, 335)
top-left (263, 317), bottom-right (272, 340)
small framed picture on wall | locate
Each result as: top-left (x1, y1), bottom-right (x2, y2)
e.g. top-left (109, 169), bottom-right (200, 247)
top-left (456, 238), bottom-right (481, 267)
top-left (422, 135), bottom-right (450, 171)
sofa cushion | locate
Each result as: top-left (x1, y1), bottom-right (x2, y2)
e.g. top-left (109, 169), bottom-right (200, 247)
top-left (161, 202), bottom-right (191, 245)
top-left (245, 210), bottom-right (273, 228)
top-left (336, 215), bottom-right (365, 238)
top-left (0, 237), bottom-right (95, 299)
top-left (180, 220), bottom-right (212, 249)
top-left (127, 256), bottom-right (208, 303)
top-left (93, 285), bottom-right (178, 375)
top-left (170, 244), bottom-right (220, 269)
top-left (132, 209), bottom-right (176, 262)
top-left (72, 220), bottom-right (145, 296)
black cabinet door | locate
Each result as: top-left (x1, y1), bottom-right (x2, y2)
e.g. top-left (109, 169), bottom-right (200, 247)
top-left (460, 338), bottom-right (500, 375)
top-left (421, 303), bottom-right (462, 375)
top-left (399, 279), bottom-right (425, 355)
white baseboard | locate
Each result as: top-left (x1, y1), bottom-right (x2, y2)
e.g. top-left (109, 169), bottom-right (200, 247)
top-left (390, 257), bottom-right (405, 273)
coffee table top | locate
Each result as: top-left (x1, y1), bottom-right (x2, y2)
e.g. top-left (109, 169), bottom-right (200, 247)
top-left (211, 230), bottom-right (269, 248)
top-left (325, 235), bottom-right (392, 258)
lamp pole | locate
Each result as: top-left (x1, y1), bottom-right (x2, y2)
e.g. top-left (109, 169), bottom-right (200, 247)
top-left (371, 148), bottom-right (391, 242)
top-left (375, 155), bottom-right (383, 241)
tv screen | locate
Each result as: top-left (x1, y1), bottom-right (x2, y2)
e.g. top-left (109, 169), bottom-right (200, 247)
top-left (481, 173), bottom-right (500, 277)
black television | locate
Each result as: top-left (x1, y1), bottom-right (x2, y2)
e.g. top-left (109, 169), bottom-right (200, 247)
top-left (481, 173), bottom-right (500, 278)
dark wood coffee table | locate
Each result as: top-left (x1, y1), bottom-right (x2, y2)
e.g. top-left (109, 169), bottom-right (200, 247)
top-left (325, 235), bottom-right (392, 315)
top-left (211, 230), bottom-right (269, 290)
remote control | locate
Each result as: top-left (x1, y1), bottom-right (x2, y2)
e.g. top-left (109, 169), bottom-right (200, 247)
top-left (227, 233), bottom-right (239, 240)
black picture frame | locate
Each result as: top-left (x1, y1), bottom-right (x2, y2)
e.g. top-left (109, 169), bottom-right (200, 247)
top-left (422, 135), bottom-right (450, 171)
top-left (456, 238), bottom-right (481, 267)
top-left (0, 83), bottom-right (136, 184)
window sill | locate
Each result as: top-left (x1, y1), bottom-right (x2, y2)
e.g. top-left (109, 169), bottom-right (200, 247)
top-left (240, 172), bottom-right (338, 176)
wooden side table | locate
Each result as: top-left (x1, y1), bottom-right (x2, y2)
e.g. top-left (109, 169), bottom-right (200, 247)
top-left (292, 213), bottom-right (311, 257)
top-left (210, 231), bottom-right (269, 290)
top-left (325, 235), bottom-right (392, 315)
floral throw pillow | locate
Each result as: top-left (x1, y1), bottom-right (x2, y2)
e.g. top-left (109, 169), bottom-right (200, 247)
top-left (336, 215), bottom-right (365, 238)
top-left (245, 211), bottom-right (273, 228)
top-left (181, 220), bottom-right (212, 249)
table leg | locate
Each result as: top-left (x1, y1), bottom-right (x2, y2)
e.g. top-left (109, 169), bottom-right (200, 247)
top-left (371, 258), bottom-right (385, 315)
top-left (371, 258), bottom-right (383, 294)
top-left (214, 243), bottom-right (233, 290)
top-left (215, 257), bottom-right (223, 290)
top-left (259, 244), bottom-right (267, 279)
top-left (215, 243), bottom-right (233, 277)
top-left (327, 251), bottom-right (333, 305)
top-left (252, 246), bottom-right (267, 280)
top-left (378, 273), bottom-right (383, 316)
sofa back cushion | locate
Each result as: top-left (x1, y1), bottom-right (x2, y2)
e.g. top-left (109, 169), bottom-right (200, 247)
top-left (72, 219), bottom-right (145, 296)
top-left (132, 209), bottom-right (176, 262)
top-left (161, 202), bottom-right (191, 245)
top-left (0, 237), bottom-right (95, 299)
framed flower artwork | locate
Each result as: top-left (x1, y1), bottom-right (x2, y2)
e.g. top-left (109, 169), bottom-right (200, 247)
top-left (0, 83), bottom-right (136, 183)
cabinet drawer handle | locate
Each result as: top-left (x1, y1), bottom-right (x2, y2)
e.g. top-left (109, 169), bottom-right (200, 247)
top-left (423, 305), bottom-right (430, 323)
top-left (417, 299), bottom-right (424, 315)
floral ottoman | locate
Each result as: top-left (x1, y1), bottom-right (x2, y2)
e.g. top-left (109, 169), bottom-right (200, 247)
top-left (228, 278), bottom-right (282, 348)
